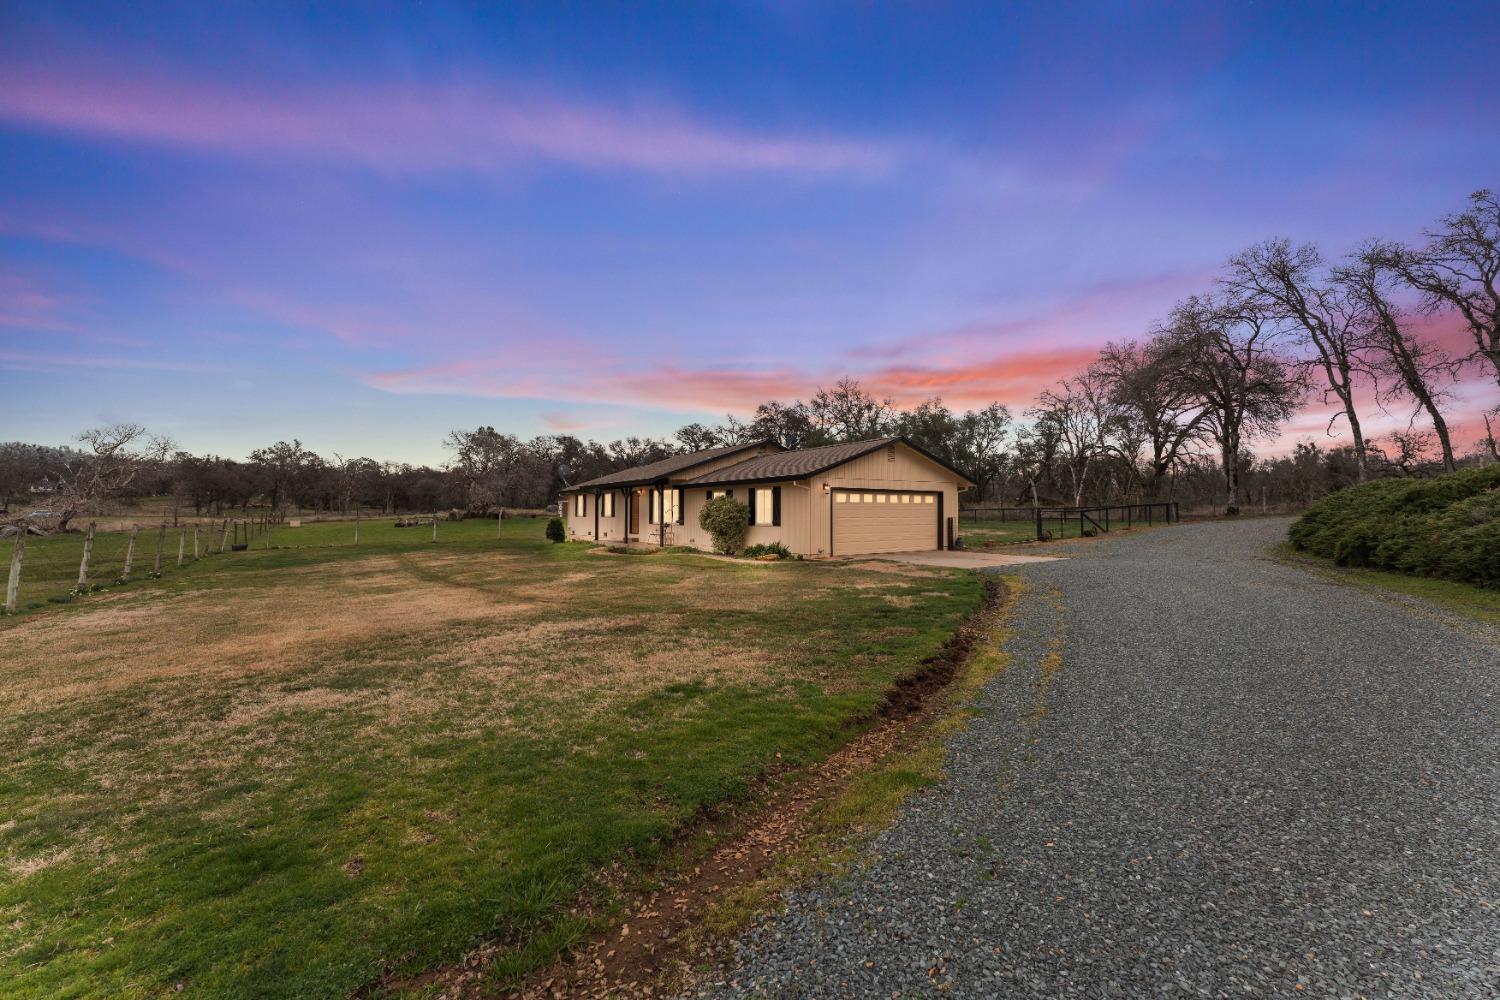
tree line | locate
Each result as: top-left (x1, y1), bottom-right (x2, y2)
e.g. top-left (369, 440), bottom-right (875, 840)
top-left (3, 190), bottom-right (1494, 527)
top-left (1022, 187), bottom-right (1499, 513)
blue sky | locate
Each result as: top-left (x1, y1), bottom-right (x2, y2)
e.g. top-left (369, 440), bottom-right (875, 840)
top-left (2, 1), bottom-right (1496, 462)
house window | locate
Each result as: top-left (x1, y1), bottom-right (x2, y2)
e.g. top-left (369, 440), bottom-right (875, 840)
top-left (708, 489), bottom-right (734, 501)
top-left (602, 492), bottom-right (616, 517)
top-left (572, 494), bottom-right (586, 517)
top-left (753, 488), bottom-right (775, 525)
top-left (662, 489), bottom-right (680, 524)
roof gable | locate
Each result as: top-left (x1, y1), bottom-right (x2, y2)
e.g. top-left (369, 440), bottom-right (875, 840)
top-left (567, 439), bottom-right (781, 491)
top-left (683, 436), bottom-right (975, 488)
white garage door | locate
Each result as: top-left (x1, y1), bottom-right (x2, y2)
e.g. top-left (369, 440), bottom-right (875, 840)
top-left (833, 490), bottom-right (938, 555)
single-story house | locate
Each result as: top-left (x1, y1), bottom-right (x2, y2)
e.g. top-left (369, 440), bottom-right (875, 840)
top-left (560, 436), bottom-right (974, 557)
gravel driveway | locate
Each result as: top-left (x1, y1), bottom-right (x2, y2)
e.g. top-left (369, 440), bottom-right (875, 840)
top-left (693, 518), bottom-right (1500, 998)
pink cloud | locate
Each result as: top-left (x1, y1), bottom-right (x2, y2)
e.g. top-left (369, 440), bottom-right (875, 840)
top-left (361, 344), bottom-right (1104, 416)
top-left (539, 412), bottom-right (629, 434)
top-left (0, 65), bottom-right (900, 177)
top-left (0, 271), bottom-right (81, 332)
top-left (851, 269), bottom-right (1216, 366)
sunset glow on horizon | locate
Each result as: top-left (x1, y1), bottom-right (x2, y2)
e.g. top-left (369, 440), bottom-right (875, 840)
top-left (2, 2), bottom-right (1496, 462)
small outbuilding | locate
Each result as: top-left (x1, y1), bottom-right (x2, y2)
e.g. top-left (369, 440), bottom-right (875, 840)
top-left (561, 436), bottom-right (974, 557)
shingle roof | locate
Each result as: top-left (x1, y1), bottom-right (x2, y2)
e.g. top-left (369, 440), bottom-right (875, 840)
top-left (684, 437), bottom-right (903, 485)
top-left (567, 440), bottom-right (778, 491)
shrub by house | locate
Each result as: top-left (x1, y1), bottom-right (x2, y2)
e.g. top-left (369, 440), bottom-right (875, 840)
top-left (699, 495), bottom-right (750, 554)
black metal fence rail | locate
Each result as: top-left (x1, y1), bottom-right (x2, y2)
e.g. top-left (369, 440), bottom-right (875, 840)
top-left (961, 502), bottom-right (1179, 542)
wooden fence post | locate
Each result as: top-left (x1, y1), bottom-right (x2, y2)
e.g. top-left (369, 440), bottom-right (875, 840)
top-left (5, 531), bottom-right (24, 613)
top-left (193, 525), bottom-right (200, 559)
top-left (218, 519), bottom-right (230, 553)
top-left (1034, 506), bottom-right (1043, 541)
top-left (154, 523), bottom-right (166, 573)
top-left (431, 514), bottom-right (438, 543)
top-left (123, 525), bottom-right (139, 580)
top-left (354, 509), bottom-right (360, 545)
top-left (177, 529), bottom-right (186, 566)
top-left (266, 520), bottom-right (273, 548)
top-left (77, 521), bottom-right (96, 587)
top-left (497, 509), bottom-right (503, 540)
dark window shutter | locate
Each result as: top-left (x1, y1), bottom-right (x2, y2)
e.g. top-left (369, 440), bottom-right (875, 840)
top-left (747, 489), bottom-right (756, 525)
top-left (772, 486), bottom-right (781, 526)
top-left (676, 488), bottom-right (685, 524)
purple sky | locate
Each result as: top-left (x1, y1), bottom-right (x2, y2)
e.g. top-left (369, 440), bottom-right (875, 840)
top-left (2, 2), bottom-right (1496, 463)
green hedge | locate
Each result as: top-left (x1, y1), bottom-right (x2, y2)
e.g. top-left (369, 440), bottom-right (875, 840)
top-left (1288, 466), bottom-right (1500, 589)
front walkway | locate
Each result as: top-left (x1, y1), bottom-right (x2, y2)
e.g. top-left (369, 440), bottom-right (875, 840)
top-left (849, 548), bottom-right (1060, 568)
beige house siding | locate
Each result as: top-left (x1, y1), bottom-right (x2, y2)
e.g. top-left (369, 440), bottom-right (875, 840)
top-left (806, 446), bottom-right (965, 557)
top-left (565, 490), bottom-right (628, 542)
top-left (565, 443), bottom-right (782, 544)
top-left (565, 441), bottom-right (968, 557)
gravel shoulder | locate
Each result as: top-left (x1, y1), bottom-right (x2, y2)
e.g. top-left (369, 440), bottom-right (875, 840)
top-left (692, 517), bottom-right (1500, 998)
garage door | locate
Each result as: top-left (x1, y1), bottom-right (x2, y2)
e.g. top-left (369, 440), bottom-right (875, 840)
top-left (833, 490), bottom-right (939, 555)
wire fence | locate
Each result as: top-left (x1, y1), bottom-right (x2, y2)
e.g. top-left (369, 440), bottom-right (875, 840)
top-left (3, 521), bottom-right (207, 613)
top-left (960, 502), bottom-right (1179, 543)
top-left (2, 510), bottom-right (552, 615)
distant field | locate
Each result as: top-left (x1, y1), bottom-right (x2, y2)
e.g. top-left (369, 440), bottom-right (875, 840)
top-left (4, 513), bottom-right (541, 612)
top-left (0, 517), bottom-right (980, 997)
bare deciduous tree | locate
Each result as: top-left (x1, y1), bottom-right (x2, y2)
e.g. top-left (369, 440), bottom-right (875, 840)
top-left (247, 439), bottom-right (321, 515)
top-left (1156, 296), bottom-right (1305, 514)
top-left (1336, 249), bottom-right (1458, 472)
top-left (1224, 240), bottom-right (1371, 478)
top-left (673, 423), bottom-right (722, 452)
top-left (56, 424), bottom-right (174, 529)
top-left (807, 378), bottom-right (894, 443)
top-left (1375, 188), bottom-right (1500, 388)
top-left (1030, 369), bottom-right (1124, 507)
top-left (1381, 430), bottom-right (1435, 477)
top-left (1094, 338), bottom-right (1209, 497)
top-left (746, 400), bottom-right (815, 450)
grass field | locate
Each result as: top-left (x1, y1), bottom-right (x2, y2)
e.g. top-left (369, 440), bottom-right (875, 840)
top-left (960, 514), bottom-right (1103, 544)
top-left (959, 520), bottom-right (1039, 545)
top-left (4, 513), bottom-right (515, 612)
top-left (0, 517), bottom-right (980, 998)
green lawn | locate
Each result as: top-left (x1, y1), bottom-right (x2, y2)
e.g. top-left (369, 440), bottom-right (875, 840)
top-left (960, 520), bottom-right (1038, 545)
top-left (961, 511), bottom-right (1156, 544)
top-left (0, 517), bottom-right (980, 998)
top-left (3, 513), bottom-right (517, 613)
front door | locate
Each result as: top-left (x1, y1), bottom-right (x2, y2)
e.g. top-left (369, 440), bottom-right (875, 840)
top-left (629, 489), bottom-right (640, 537)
